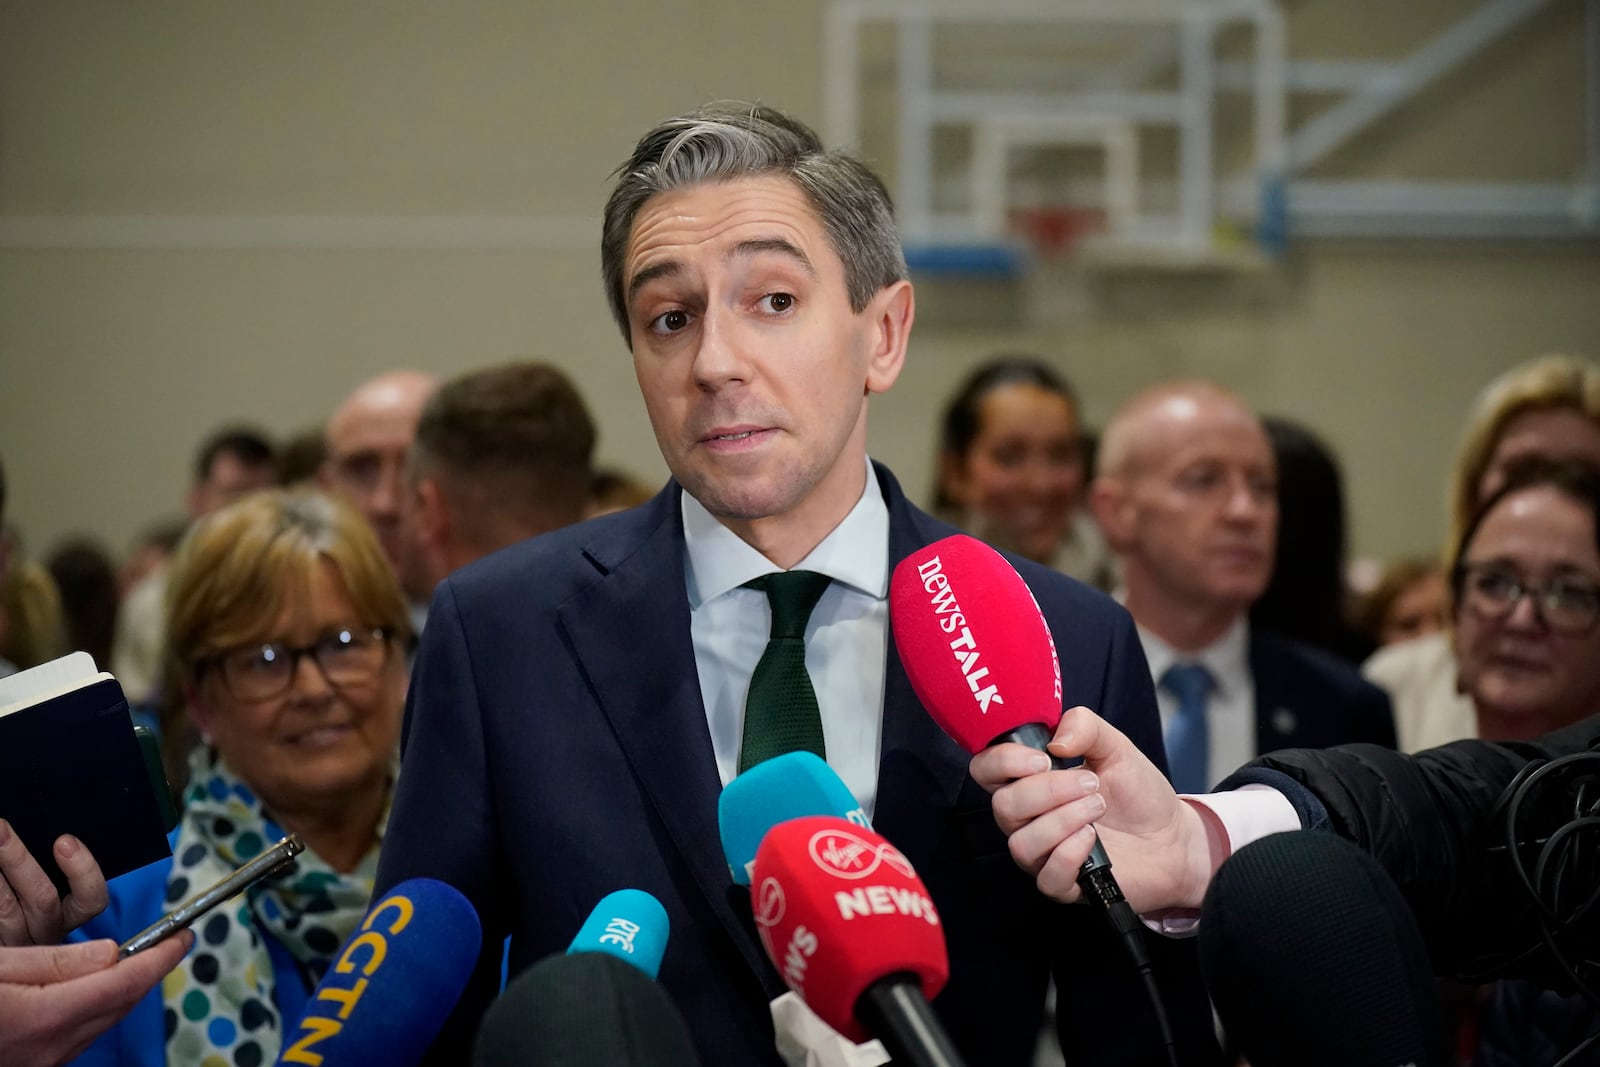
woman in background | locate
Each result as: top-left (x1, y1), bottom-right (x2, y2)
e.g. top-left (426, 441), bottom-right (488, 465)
top-left (1364, 353), bottom-right (1600, 751)
top-left (71, 488), bottom-right (411, 1067)
top-left (934, 356), bottom-right (1113, 589)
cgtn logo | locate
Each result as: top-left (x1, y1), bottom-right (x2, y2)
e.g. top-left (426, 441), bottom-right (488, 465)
top-left (279, 891), bottom-right (415, 1065)
top-left (808, 828), bottom-right (915, 881)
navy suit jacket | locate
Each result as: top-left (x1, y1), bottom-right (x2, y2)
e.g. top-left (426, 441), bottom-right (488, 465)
top-left (375, 463), bottom-right (1220, 1065)
top-left (1250, 629), bottom-right (1397, 756)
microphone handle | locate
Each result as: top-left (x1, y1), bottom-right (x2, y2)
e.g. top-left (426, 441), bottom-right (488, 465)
top-left (991, 722), bottom-right (1113, 877)
top-left (855, 975), bottom-right (968, 1067)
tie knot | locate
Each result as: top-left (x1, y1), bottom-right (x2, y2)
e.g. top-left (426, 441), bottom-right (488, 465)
top-left (1161, 662), bottom-right (1213, 704)
top-left (746, 571), bottom-right (832, 639)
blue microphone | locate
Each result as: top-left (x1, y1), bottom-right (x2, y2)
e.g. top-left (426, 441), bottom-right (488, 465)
top-left (566, 888), bottom-right (670, 979)
top-left (275, 878), bottom-right (481, 1066)
top-left (717, 751), bottom-right (867, 885)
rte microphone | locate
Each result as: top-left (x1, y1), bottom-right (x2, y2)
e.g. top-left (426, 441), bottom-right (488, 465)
top-left (275, 878), bottom-right (482, 1066)
top-left (473, 953), bottom-right (701, 1067)
top-left (889, 534), bottom-right (1176, 1066)
top-left (719, 750), bottom-right (870, 885)
top-left (751, 814), bottom-right (966, 1067)
top-left (567, 888), bottom-right (670, 979)
top-left (1198, 831), bottom-right (1450, 1067)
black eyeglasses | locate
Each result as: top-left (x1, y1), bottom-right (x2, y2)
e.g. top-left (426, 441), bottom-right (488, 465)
top-left (203, 627), bottom-right (393, 702)
top-left (1453, 562), bottom-right (1600, 636)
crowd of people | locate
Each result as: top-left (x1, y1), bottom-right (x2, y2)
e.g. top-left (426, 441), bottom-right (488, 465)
top-left (0, 101), bottom-right (1596, 1066)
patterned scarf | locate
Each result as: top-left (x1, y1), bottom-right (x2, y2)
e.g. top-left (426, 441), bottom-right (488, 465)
top-left (161, 746), bottom-right (385, 1066)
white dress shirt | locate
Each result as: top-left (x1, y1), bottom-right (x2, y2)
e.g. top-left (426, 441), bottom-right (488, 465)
top-left (1138, 618), bottom-right (1255, 792)
top-left (683, 458), bottom-right (888, 819)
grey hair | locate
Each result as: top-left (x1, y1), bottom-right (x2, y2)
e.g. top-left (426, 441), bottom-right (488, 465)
top-left (600, 102), bottom-right (908, 345)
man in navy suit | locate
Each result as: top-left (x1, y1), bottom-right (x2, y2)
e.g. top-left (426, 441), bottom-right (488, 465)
top-left (374, 104), bottom-right (1219, 1065)
top-left (1089, 381), bottom-right (1395, 796)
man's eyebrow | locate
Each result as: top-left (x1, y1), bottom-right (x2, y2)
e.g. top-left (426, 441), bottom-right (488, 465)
top-left (730, 238), bottom-right (815, 278)
top-left (627, 260), bottom-right (682, 306)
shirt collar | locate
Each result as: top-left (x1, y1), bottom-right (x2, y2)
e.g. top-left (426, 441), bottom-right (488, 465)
top-left (682, 457), bottom-right (889, 608)
top-left (1137, 615), bottom-right (1251, 698)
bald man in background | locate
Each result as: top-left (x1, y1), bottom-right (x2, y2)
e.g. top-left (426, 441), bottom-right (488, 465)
top-left (1090, 381), bottom-right (1395, 791)
top-left (320, 370), bottom-right (438, 615)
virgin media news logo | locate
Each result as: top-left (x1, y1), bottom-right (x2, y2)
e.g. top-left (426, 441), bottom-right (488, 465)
top-left (808, 829), bottom-right (915, 881)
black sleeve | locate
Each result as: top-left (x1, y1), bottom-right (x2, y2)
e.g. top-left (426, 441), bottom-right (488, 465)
top-left (1218, 716), bottom-right (1600, 986)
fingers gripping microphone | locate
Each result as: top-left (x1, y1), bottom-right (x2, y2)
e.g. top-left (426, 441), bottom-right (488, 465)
top-left (1198, 832), bottom-right (1449, 1067)
top-left (889, 534), bottom-right (1176, 1065)
top-left (567, 888), bottom-right (671, 979)
top-left (889, 535), bottom-right (1112, 883)
top-left (752, 815), bottom-right (966, 1067)
top-left (276, 878), bottom-right (482, 1066)
top-left (719, 750), bottom-right (870, 885)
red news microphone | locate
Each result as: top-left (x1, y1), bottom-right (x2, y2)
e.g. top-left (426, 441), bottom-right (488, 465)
top-left (889, 534), bottom-right (1178, 1066)
top-left (752, 815), bottom-right (966, 1067)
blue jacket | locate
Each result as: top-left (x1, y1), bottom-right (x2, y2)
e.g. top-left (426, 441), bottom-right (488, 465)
top-left (68, 832), bottom-right (309, 1067)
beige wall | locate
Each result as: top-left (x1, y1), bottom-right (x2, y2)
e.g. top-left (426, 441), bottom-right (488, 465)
top-left (1, 1), bottom-right (1597, 566)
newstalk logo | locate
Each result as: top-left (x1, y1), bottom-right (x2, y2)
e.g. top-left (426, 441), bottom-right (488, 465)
top-left (916, 555), bottom-right (1004, 714)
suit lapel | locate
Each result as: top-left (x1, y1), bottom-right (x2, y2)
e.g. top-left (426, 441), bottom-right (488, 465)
top-left (1249, 629), bottom-right (1302, 750)
top-left (554, 490), bottom-right (776, 990)
top-left (872, 466), bottom-right (972, 845)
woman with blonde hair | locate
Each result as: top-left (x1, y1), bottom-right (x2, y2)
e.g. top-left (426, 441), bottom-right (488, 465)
top-left (1365, 353), bottom-right (1600, 751)
top-left (69, 488), bottom-right (412, 1067)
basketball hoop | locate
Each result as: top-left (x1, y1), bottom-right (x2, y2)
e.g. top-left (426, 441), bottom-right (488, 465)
top-left (1009, 205), bottom-right (1106, 260)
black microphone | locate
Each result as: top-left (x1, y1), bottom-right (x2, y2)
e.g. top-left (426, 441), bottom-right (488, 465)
top-left (472, 952), bottom-right (701, 1066)
top-left (1198, 831), bottom-right (1450, 1067)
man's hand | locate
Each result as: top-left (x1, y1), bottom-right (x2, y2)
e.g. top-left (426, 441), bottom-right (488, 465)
top-left (969, 705), bottom-right (1224, 913)
top-left (0, 821), bottom-right (110, 946)
top-left (0, 932), bottom-right (193, 1066)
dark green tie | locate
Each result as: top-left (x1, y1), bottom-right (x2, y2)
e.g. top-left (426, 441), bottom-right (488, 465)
top-left (738, 570), bottom-right (832, 772)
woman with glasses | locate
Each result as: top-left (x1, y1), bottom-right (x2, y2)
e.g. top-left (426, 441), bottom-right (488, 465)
top-left (69, 488), bottom-right (412, 1067)
top-left (1450, 460), bottom-right (1600, 741)
top-left (1449, 463), bottom-right (1600, 1067)
top-left (1365, 353), bottom-right (1600, 751)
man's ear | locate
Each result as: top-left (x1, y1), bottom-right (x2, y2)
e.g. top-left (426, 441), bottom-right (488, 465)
top-left (413, 478), bottom-right (449, 551)
top-left (863, 280), bottom-right (914, 395)
top-left (1089, 478), bottom-right (1134, 551)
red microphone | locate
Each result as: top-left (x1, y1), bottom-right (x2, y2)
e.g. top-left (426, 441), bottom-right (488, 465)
top-left (751, 815), bottom-right (966, 1067)
top-left (890, 535), bottom-right (1179, 1066)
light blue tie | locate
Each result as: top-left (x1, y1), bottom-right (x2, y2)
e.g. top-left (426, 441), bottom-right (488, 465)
top-left (1161, 663), bottom-right (1213, 794)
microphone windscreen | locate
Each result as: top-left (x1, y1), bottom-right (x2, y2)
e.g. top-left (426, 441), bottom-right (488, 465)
top-left (567, 888), bottom-right (670, 979)
top-left (750, 815), bottom-right (948, 1043)
top-left (1198, 831), bottom-right (1449, 1067)
top-left (275, 877), bottom-right (481, 1066)
top-left (889, 534), bottom-right (1062, 753)
top-left (473, 952), bottom-right (701, 1067)
top-left (718, 750), bottom-right (869, 885)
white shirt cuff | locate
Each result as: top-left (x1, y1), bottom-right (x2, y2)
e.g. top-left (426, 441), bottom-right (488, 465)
top-left (1140, 785), bottom-right (1302, 937)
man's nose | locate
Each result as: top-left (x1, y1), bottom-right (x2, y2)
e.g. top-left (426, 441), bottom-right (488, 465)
top-left (691, 308), bottom-right (751, 391)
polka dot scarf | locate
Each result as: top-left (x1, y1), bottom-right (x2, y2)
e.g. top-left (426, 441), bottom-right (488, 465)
top-left (161, 746), bottom-right (384, 1067)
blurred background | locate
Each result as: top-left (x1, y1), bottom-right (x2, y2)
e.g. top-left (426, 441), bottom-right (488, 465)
top-left (1, 0), bottom-right (1596, 561)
